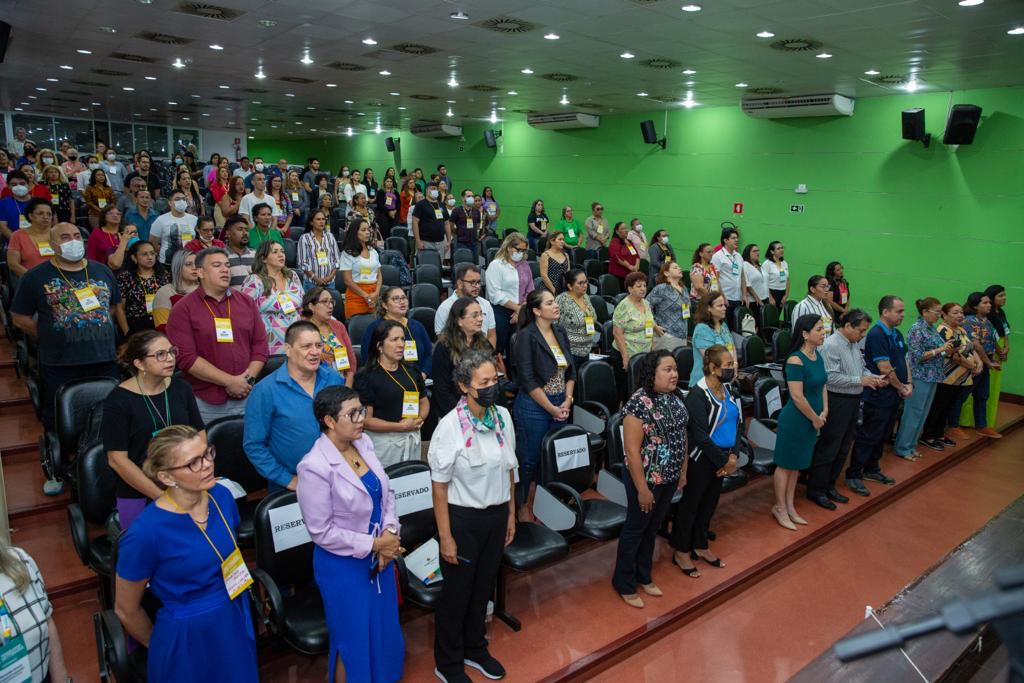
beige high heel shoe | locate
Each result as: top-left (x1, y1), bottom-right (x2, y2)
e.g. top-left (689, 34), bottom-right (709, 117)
top-left (620, 593), bottom-right (645, 608)
top-left (772, 505), bottom-right (797, 531)
top-left (788, 509), bottom-right (808, 525)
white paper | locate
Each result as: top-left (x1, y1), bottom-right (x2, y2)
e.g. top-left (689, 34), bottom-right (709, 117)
top-left (267, 502), bottom-right (311, 553)
top-left (765, 386), bottom-right (783, 417)
top-left (554, 434), bottom-right (589, 473)
top-left (405, 537), bottom-right (442, 585)
top-left (588, 353), bottom-right (609, 361)
top-left (217, 477), bottom-right (247, 499)
top-left (573, 405), bottom-right (606, 435)
top-left (392, 471), bottom-right (433, 517)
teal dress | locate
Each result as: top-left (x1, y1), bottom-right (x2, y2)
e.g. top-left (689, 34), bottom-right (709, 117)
top-left (773, 350), bottom-right (826, 470)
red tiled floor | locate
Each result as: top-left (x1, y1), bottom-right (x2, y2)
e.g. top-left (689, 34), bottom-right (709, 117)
top-left (51, 594), bottom-right (103, 682)
top-left (4, 454), bottom-right (70, 516)
top-left (0, 409), bottom-right (42, 452)
top-left (10, 508), bottom-right (101, 593)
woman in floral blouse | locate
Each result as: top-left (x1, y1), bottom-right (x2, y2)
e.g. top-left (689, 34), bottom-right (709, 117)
top-left (555, 268), bottom-right (599, 369)
top-left (689, 242), bottom-right (719, 301)
top-left (956, 291), bottom-right (1003, 438)
top-left (612, 349), bottom-right (689, 609)
top-left (114, 240), bottom-right (171, 336)
top-left (241, 240), bottom-right (304, 355)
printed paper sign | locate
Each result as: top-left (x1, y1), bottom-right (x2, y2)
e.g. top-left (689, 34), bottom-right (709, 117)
top-left (554, 434), bottom-right (589, 472)
top-left (766, 386), bottom-right (783, 417)
top-left (392, 470), bottom-right (433, 517)
top-left (268, 502), bottom-right (311, 552)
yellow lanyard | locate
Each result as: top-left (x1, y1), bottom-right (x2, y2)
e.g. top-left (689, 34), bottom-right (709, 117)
top-left (202, 293), bottom-right (231, 321)
top-left (383, 363), bottom-right (416, 392)
top-left (165, 491), bottom-right (238, 563)
top-left (54, 262), bottom-right (91, 288)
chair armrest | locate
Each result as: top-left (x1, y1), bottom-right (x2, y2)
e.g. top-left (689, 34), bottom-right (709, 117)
top-left (578, 400), bottom-right (610, 423)
top-left (538, 482), bottom-right (584, 532)
top-left (251, 567), bottom-right (285, 633)
top-left (99, 609), bottom-right (133, 682)
top-left (67, 503), bottom-right (90, 566)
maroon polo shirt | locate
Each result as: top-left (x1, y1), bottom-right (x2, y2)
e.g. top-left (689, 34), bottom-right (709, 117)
top-left (166, 286), bottom-right (269, 404)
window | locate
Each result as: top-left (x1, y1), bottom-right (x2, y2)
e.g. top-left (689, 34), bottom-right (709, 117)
top-left (54, 117), bottom-right (96, 152)
top-left (172, 128), bottom-right (200, 157)
top-left (109, 123), bottom-right (134, 155)
top-left (10, 114), bottom-right (55, 151)
top-left (134, 125), bottom-right (168, 157)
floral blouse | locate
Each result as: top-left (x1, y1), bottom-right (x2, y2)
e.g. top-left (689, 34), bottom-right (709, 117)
top-left (271, 192), bottom-right (293, 229)
top-left (907, 317), bottom-right (945, 384)
top-left (688, 262), bottom-right (719, 301)
top-left (46, 183), bottom-right (73, 222)
top-left (240, 270), bottom-right (304, 355)
top-left (612, 297), bottom-right (655, 358)
top-left (964, 315), bottom-right (997, 356)
top-left (648, 283), bottom-right (691, 340)
top-left (938, 323), bottom-right (975, 386)
top-left (623, 388), bottom-right (689, 485)
top-left (116, 268), bottom-right (170, 324)
top-left (555, 292), bottom-right (597, 358)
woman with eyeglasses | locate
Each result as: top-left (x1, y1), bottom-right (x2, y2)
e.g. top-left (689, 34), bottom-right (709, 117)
top-left (153, 250), bottom-right (200, 332)
top-left (688, 243), bottom-right (719, 302)
top-left (485, 232), bottom-right (530, 357)
top-left (359, 286), bottom-right (433, 377)
top-left (556, 268), bottom-right (600, 370)
top-left (115, 425), bottom-right (258, 682)
top-left (297, 385), bottom-right (405, 683)
top-left (241, 240), bottom-right (304, 355)
top-left (102, 331), bottom-right (204, 529)
top-left (302, 286), bottom-right (357, 386)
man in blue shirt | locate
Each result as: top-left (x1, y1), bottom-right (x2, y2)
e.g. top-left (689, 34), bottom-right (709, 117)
top-left (243, 320), bottom-right (343, 490)
top-left (846, 295), bottom-right (913, 495)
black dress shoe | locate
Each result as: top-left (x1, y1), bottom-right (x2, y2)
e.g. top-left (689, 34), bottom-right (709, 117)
top-left (808, 494), bottom-right (837, 510)
top-left (939, 437), bottom-right (956, 447)
top-left (846, 478), bottom-right (871, 496)
top-left (864, 471), bottom-right (895, 485)
top-left (826, 488), bottom-right (849, 504)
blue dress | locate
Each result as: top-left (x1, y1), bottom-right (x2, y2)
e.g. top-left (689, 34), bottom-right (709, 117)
top-left (313, 469), bottom-right (405, 683)
top-left (116, 483), bottom-right (258, 682)
top-left (773, 351), bottom-right (827, 470)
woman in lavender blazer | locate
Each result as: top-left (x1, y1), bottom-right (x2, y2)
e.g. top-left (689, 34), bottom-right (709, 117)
top-left (296, 385), bottom-right (404, 683)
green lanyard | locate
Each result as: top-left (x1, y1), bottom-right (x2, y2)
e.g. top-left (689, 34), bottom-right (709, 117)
top-left (137, 377), bottom-right (172, 437)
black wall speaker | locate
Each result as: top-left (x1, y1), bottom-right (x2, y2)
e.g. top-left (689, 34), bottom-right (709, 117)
top-left (484, 130), bottom-right (497, 149)
top-left (0, 21), bottom-right (11, 63)
top-left (902, 108), bottom-right (925, 140)
top-left (943, 104), bottom-right (982, 145)
top-left (385, 137), bottom-right (396, 152)
top-left (640, 120), bottom-right (666, 149)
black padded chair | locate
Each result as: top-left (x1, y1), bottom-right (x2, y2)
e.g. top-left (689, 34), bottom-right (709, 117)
top-left (537, 425), bottom-right (626, 541)
top-left (257, 354), bottom-right (287, 382)
top-left (589, 295), bottom-right (610, 324)
top-left (731, 304), bottom-right (757, 337)
top-left (673, 346), bottom-right (695, 390)
top-left (771, 328), bottom-right (792, 362)
top-left (96, 607), bottom-right (148, 682)
top-left (528, 261), bottom-right (540, 280)
top-left (408, 307), bottom-right (437, 342)
top-left (597, 274), bottom-right (620, 302)
top-left (571, 247), bottom-right (587, 267)
top-left (452, 248), bottom-right (474, 267)
top-left (67, 442), bottom-right (118, 606)
top-left (574, 358), bottom-right (619, 419)
top-left (741, 334), bottom-right (768, 368)
top-left (43, 376), bottom-right (119, 486)
top-left (329, 288), bottom-right (346, 323)
top-left (583, 259), bottom-right (604, 281)
top-left (600, 320), bottom-right (615, 355)
top-left (485, 247), bottom-right (499, 264)
top-left (410, 282), bottom-right (440, 309)
top-left (760, 303), bottom-right (781, 343)
top-left (345, 314), bottom-right (376, 352)
top-left (415, 249), bottom-right (442, 270)
top-left (252, 491), bottom-right (329, 655)
top-left (627, 352), bottom-right (647, 395)
top-left (494, 521), bottom-right (570, 631)
top-left (391, 226), bottom-right (410, 241)
top-left (208, 416), bottom-right (266, 547)
top-left (385, 236), bottom-right (408, 258)
top-left (385, 461), bottom-right (443, 608)
top-left (784, 300), bottom-right (797, 323)
top-left (746, 377), bottom-right (783, 475)
top-left (415, 263), bottom-right (443, 292)
top-left (282, 238), bottom-right (298, 269)
top-left (380, 263), bottom-right (402, 288)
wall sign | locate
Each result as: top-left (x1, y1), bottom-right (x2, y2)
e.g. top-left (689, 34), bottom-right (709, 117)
top-left (733, 202), bottom-right (744, 214)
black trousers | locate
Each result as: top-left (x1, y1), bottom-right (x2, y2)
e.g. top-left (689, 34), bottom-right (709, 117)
top-left (670, 454), bottom-right (723, 553)
top-left (435, 503), bottom-right (507, 674)
top-left (725, 299), bottom-right (742, 332)
top-left (611, 475), bottom-right (676, 596)
top-left (769, 289), bottom-right (787, 309)
top-left (40, 361), bottom-right (120, 431)
top-left (846, 395), bottom-right (900, 480)
top-left (922, 383), bottom-right (961, 441)
top-left (807, 392), bottom-right (860, 497)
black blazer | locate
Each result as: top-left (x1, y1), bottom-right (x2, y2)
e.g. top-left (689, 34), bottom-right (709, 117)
top-left (684, 381), bottom-right (741, 469)
top-left (430, 341), bottom-right (460, 417)
top-left (512, 323), bottom-right (576, 394)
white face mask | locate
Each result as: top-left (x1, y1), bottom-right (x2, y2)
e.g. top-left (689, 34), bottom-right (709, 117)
top-left (634, 224), bottom-right (643, 231)
top-left (341, 169), bottom-right (349, 177)
top-left (88, 163), bottom-right (100, 170)
top-left (511, 251), bottom-right (525, 263)
top-left (428, 189), bottom-right (439, 200)
top-left (173, 199), bottom-right (188, 213)
top-left (464, 195), bottom-right (474, 205)
top-left (42, 157), bottom-right (55, 166)
top-left (255, 163), bottom-right (264, 171)
top-left (446, 197), bottom-right (456, 207)
top-left (660, 236), bottom-right (669, 244)
top-left (59, 238), bottom-right (86, 262)
top-left (174, 158), bottom-right (184, 165)
top-left (10, 185), bottom-right (29, 198)
top-left (106, 153), bottom-right (116, 161)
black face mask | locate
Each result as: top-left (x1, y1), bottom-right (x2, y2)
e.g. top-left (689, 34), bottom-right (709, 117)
top-left (719, 368), bottom-right (736, 383)
top-left (473, 384), bottom-right (500, 408)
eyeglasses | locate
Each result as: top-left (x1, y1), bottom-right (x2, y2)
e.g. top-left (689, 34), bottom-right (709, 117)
top-left (389, 295), bottom-right (408, 303)
top-left (463, 311), bottom-right (484, 319)
top-left (337, 406), bottom-right (368, 423)
top-left (460, 278), bottom-right (482, 286)
top-left (315, 298), bottom-right (334, 306)
top-left (145, 346), bottom-right (179, 362)
top-left (166, 445), bottom-right (216, 473)
top-left (595, 207), bottom-right (604, 212)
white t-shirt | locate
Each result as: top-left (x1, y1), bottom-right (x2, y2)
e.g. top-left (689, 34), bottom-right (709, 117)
top-left (433, 294), bottom-right (496, 335)
top-left (711, 247), bottom-right (743, 301)
top-left (233, 167), bottom-right (253, 179)
top-left (238, 191), bottom-right (280, 221)
top-left (343, 182), bottom-right (368, 205)
top-left (427, 405), bottom-right (517, 509)
top-left (762, 260), bottom-right (789, 290)
top-left (149, 211), bottom-right (199, 263)
top-left (743, 262), bottom-right (769, 301)
top-left (338, 248), bottom-right (381, 284)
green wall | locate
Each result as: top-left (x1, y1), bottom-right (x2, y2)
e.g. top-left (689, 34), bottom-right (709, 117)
top-left (255, 86), bottom-right (1024, 394)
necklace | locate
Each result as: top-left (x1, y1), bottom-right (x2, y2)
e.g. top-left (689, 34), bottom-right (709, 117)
top-left (341, 445), bottom-right (363, 469)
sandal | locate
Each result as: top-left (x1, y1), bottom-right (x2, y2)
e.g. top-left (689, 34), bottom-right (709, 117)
top-left (691, 551), bottom-right (725, 568)
top-left (672, 552), bottom-right (701, 578)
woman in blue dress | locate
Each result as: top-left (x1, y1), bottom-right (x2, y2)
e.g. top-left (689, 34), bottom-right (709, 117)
top-left (114, 425), bottom-right (258, 682)
top-left (297, 385), bottom-right (405, 683)
top-left (771, 314), bottom-right (828, 531)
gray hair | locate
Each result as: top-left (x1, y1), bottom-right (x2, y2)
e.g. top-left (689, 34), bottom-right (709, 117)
top-left (195, 247), bottom-right (229, 269)
top-left (453, 349), bottom-right (498, 389)
top-left (170, 249), bottom-right (196, 293)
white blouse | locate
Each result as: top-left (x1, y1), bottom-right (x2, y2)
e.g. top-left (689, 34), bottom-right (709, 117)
top-left (338, 248), bottom-right (381, 284)
top-left (762, 259), bottom-right (790, 290)
top-left (427, 406), bottom-right (518, 509)
top-left (485, 259), bottom-right (520, 307)
top-left (743, 262), bottom-right (769, 301)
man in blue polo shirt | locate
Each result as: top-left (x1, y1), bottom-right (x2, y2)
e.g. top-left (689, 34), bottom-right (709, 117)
top-left (846, 295), bottom-right (913, 495)
top-left (243, 320), bottom-right (343, 491)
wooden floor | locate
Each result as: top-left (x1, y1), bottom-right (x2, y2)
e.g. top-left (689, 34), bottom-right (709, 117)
top-left (4, 334), bottom-right (1022, 682)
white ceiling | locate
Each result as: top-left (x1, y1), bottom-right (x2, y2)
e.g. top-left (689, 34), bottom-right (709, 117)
top-left (2, 0), bottom-right (1022, 140)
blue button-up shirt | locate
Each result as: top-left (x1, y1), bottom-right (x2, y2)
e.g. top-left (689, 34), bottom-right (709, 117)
top-left (863, 320), bottom-right (908, 404)
top-left (243, 362), bottom-right (343, 488)
top-left (123, 206), bottom-right (159, 242)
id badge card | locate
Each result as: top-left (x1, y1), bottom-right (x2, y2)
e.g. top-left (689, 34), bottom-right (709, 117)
top-left (627, 243), bottom-right (637, 256)
top-left (50, 193), bottom-right (60, 205)
top-left (97, 198), bottom-right (108, 208)
top-left (682, 303), bottom-right (691, 319)
top-left (334, 345), bottom-right (351, 371)
top-left (316, 249), bottom-right (329, 267)
top-left (214, 317), bottom-right (234, 342)
top-left (567, 227), bottom-right (576, 240)
top-left (402, 391), bottom-right (420, 418)
top-left (385, 195), bottom-right (395, 209)
top-left (277, 293), bottom-right (296, 314)
top-left (145, 293), bottom-right (155, 313)
top-left (710, 277), bottom-right (720, 292)
top-left (181, 231), bottom-right (195, 243)
top-left (644, 318), bottom-right (654, 338)
top-left (584, 316), bottom-right (595, 335)
top-left (74, 286), bottom-right (101, 312)
top-left (433, 208), bottom-right (444, 220)
top-left (357, 266), bottom-right (373, 283)
top-left (37, 242), bottom-right (54, 256)
top-left (221, 547), bottom-right (254, 600)
top-left (466, 217), bottom-right (474, 230)
top-left (0, 597), bottom-right (31, 683)
top-left (551, 344), bottom-right (568, 367)
top-left (778, 269), bottom-right (787, 283)
top-left (291, 192), bottom-right (300, 201)
top-left (731, 259), bottom-right (740, 276)
top-left (403, 340), bottom-right (419, 361)
top-left (18, 216), bottom-right (30, 230)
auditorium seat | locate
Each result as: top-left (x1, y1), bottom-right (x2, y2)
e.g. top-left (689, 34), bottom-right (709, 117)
top-left (414, 263), bottom-right (443, 292)
top-left (760, 303), bottom-right (781, 343)
top-left (494, 520), bottom-right (570, 631)
top-left (575, 359), bottom-right (619, 419)
top-left (410, 282), bottom-right (440, 309)
top-left (385, 461), bottom-right (443, 609)
top-left (746, 377), bottom-right (783, 475)
top-left (43, 376), bottom-right (119, 489)
top-left (380, 263), bottom-right (402, 288)
top-left (207, 416), bottom-right (266, 547)
top-left (771, 328), bottom-right (792, 363)
top-left (408, 307), bottom-right (437, 342)
top-left (67, 441), bottom-right (118, 606)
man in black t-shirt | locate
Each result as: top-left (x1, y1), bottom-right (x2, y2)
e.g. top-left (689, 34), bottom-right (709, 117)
top-left (411, 182), bottom-right (451, 256)
top-left (124, 152), bottom-right (162, 199)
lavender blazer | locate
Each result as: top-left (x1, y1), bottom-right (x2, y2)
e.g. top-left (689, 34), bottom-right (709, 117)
top-left (296, 432), bottom-right (400, 559)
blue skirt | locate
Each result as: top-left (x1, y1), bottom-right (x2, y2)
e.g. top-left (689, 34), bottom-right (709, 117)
top-left (314, 545), bottom-right (405, 683)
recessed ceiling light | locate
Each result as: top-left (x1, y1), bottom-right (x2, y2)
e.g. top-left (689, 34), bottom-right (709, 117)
top-left (620, 52), bottom-right (635, 59)
top-left (521, 67), bottom-right (534, 74)
top-left (182, 117), bottom-right (190, 121)
top-left (681, 4), bottom-right (702, 11)
top-left (683, 69), bottom-right (696, 75)
top-left (219, 84), bottom-right (230, 89)
top-left (326, 83), bottom-right (337, 87)
top-left (756, 30), bottom-right (775, 38)
top-left (202, 113), bottom-right (211, 117)
top-left (285, 92), bottom-right (295, 97)
top-left (958, 0), bottom-right (983, 6)
top-left (98, 26), bottom-right (117, 33)
top-left (300, 53), bottom-right (314, 65)
top-left (398, 106), bottom-right (406, 110)
top-left (172, 58), bottom-right (186, 68)
top-left (816, 52), bottom-right (833, 59)
top-left (167, 101), bottom-right (178, 105)
top-left (209, 44), bottom-right (224, 50)
top-left (448, 76), bottom-right (459, 87)
top-left (144, 75), bottom-right (157, 81)
top-left (307, 106), bottom-right (316, 110)
top-left (346, 127), bottom-right (353, 136)
top-left (60, 65), bottom-right (73, 70)
top-left (685, 80), bottom-right (695, 86)
top-left (637, 92), bottom-right (648, 97)
top-left (77, 49), bottom-right (92, 54)
top-left (446, 107), bottom-right (454, 117)
top-left (507, 90), bottom-right (518, 95)
top-left (255, 67), bottom-right (266, 79)
top-left (560, 94), bottom-right (569, 105)
top-left (257, 19), bottom-right (277, 28)
top-left (46, 78), bottom-right (58, 82)
top-left (27, 95), bottom-right (37, 99)
top-left (81, 107), bottom-right (89, 111)
top-left (344, 99), bottom-right (354, 104)
top-left (1009, 27), bottom-right (1024, 35)
top-left (544, 32), bottom-right (560, 40)
top-left (735, 82), bottom-right (748, 88)
top-left (149, 107), bottom-right (157, 111)
top-left (362, 38), bottom-right (377, 45)
top-left (447, 99), bottom-right (456, 104)
top-left (92, 101), bottom-right (102, 105)
top-left (389, 92), bottom-right (400, 96)
top-left (35, 87), bottom-right (46, 92)
top-left (450, 10), bottom-right (469, 20)
top-left (379, 70), bottom-right (391, 76)
top-left (904, 79), bottom-right (920, 92)
top-left (123, 86), bottom-right (135, 91)
top-left (191, 94), bottom-right (201, 98)
top-left (13, 108), bottom-right (22, 111)
top-left (251, 101), bottom-right (261, 104)
top-left (864, 69), bottom-right (880, 75)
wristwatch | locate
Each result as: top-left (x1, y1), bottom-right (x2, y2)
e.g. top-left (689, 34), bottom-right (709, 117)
top-left (244, 374), bottom-right (256, 387)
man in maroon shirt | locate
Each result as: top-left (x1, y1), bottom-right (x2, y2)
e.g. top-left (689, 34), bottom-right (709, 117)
top-left (166, 246), bottom-right (268, 422)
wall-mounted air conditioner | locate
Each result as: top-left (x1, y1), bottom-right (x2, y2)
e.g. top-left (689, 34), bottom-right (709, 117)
top-left (527, 112), bottom-right (600, 130)
top-left (410, 123), bottom-right (463, 138)
top-left (741, 93), bottom-right (855, 119)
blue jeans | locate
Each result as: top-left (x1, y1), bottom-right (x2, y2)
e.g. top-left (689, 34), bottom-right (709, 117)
top-left (493, 305), bottom-right (513, 358)
top-left (513, 390), bottom-right (566, 506)
top-left (302, 276), bottom-right (336, 292)
top-left (951, 368), bottom-right (990, 428)
top-left (456, 240), bottom-right (479, 264)
top-left (894, 378), bottom-right (937, 455)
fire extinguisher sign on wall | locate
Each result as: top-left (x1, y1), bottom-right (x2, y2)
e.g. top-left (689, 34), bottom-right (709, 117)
top-left (732, 202), bottom-right (744, 215)
top-left (233, 137), bottom-right (241, 162)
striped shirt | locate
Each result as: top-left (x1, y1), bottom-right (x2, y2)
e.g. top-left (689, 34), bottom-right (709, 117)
top-left (227, 246), bottom-right (256, 289)
top-left (296, 230), bottom-right (340, 281)
top-left (820, 328), bottom-right (869, 395)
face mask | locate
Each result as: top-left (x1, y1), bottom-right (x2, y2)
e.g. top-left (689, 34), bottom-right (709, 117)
top-left (125, 236), bottom-right (140, 249)
top-left (10, 185), bottom-right (29, 198)
top-left (661, 236), bottom-right (669, 244)
top-left (69, 157), bottom-right (78, 162)
top-left (106, 153), bottom-right (116, 161)
top-left (428, 189), bottom-right (439, 200)
top-left (473, 384), bottom-right (500, 408)
top-left (42, 157), bottom-right (55, 165)
top-left (446, 197), bottom-right (456, 207)
top-left (719, 368), bottom-right (736, 383)
top-left (255, 163), bottom-right (265, 171)
top-left (174, 158), bottom-right (183, 165)
top-left (59, 238), bottom-right (85, 262)
top-left (341, 170), bottom-right (349, 177)
top-left (464, 196), bottom-right (473, 205)
top-left (511, 251), bottom-right (525, 263)
top-left (88, 163), bottom-right (100, 171)
top-left (634, 224), bottom-right (643, 231)
top-left (173, 199), bottom-right (188, 213)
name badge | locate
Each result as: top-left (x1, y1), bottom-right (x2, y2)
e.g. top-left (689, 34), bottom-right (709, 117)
top-left (644, 318), bottom-right (654, 338)
top-left (356, 266), bottom-right (374, 283)
top-left (214, 317), bottom-right (234, 342)
top-left (731, 260), bottom-right (740, 276)
top-left (710, 278), bottom-right (720, 292)
top-left (822, 315), bottom-right (834, 335)
top-left (403, 339), bottom-right (419, 361)
top-left (682, 303), bottom-right (691, 319)
top-left (466, 217), bottom-right (474, 229)
top-left (334, 345), bottom-right (351, 371)
top-left (551, 344), bottom-right (568, 367)
top-left (277, 293), bottom-right (296, 314)
top-left (221, 547), bottom-right (254, 600)
top-left (402, 391), bottom-right (420, 418)
top-left (0, 597), bottom-right (32, 681)
top-left (325, 222), bottom-right (331, 232)
top-left (841, 291), bottom-right (849, 305)
top-left (385, 196), bottom-right (395, 209)
top-left (51, 193), bottom-right (60, 205)
top-left (181, 231), bottom-right (195, 243)
top-left (316, 249), bottom-right (329, 267)
top-left (97, 198), bottom-right (107, 208)
top-left (18, 216), bottom-right (30, 229)
top-left (567, 228), bottom-right (576, 239)
top-left (433, 208), bottom-right (444, 220)
top-left (74, 287), bottom-right (101, 312)
top-left (627, 243), bottom-right (637, 256)
top-left (597, 223), bottom-right (605, 234)
top-left (584, 316), bottom-right (595, 335)
top-left (145, 293), bottom-right (155, 313)
top-left (291, 192), bottom-right (299, 201)
top-left (487, 205), bottom-right (496, 216)
top-left (38, 242), bottom-right (54, 256)
top-left (779, 269), bottom-right (787, 282)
